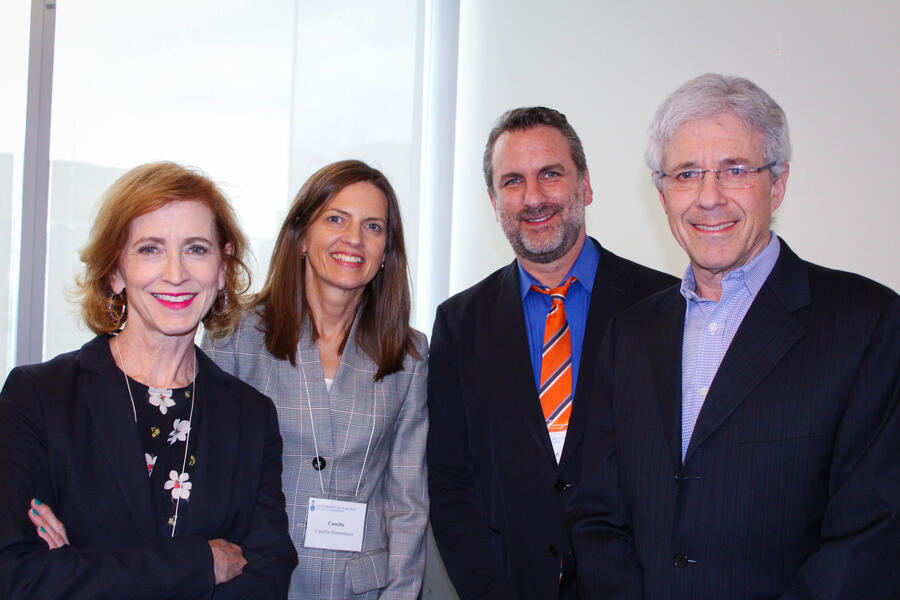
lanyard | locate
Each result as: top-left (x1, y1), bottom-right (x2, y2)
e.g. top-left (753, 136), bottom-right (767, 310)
top-left (115, 336), bottom-right (195, 537)
top-left (298, 354), bottom-right (380, 498)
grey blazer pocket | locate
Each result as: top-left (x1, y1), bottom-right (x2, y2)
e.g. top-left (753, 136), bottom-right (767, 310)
top-left (347, 548), bottom-right (389, 594)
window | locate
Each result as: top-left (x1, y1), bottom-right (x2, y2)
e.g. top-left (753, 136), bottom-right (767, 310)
top-left (0, 0), bottom-right (30, 380)
top-left (41, 0), bottom-right (425, 359)
top-left (7, 0), bottom-right (448, 381)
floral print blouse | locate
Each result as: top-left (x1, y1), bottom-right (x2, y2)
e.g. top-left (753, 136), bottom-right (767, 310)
top-left (130, 377), bottom-right (198, 537)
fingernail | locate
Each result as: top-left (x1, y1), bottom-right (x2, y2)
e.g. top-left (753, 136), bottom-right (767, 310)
top-left (34, 499), bottom-right (42, 506)
top-left (32, 509), bottom-right (39, 516)
top-left (40, 526), bottom-right (46, 533)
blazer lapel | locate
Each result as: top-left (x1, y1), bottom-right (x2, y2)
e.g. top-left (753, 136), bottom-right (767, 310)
top-left (80, 337), bottom-right (156, 541)
top-left (190, 351), bottom-right (239, 532)
top-left (649, 292), bottom-right (687, 470)
top-left (684, 241), bottom-right (810, 464)
top-left (492, 262), bottom-right (559, 466)
top-left (293, 321), bottom-right (336, 464)
top-left (331, 316), bottom-right (378, 494)
top-left (561, 243), bottom-right (634, 470)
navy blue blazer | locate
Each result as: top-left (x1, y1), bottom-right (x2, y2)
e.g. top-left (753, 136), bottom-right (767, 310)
top-left (0, 335), bottom-right (297, 599)
top-left (427, 239), bottom-right (676, 600)
top-left (567, 239), bottom-right (900, 599)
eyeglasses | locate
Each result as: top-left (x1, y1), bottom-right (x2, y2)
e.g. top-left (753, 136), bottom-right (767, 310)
top-left (656, 161), bottom-right (776, 191)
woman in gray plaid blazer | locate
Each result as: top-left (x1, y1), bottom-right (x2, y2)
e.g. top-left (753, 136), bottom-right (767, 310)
top-left (204, 160), bottom-right (428, 600)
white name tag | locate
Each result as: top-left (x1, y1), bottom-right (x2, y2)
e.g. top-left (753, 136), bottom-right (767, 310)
top-left (303, 497), bottom-right (367, 552)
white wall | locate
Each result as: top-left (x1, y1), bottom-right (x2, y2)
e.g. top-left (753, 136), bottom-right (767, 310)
top-left (426, 4), bottom-right (899, 598)
top-left (448, 0), bottom-right (900, 295)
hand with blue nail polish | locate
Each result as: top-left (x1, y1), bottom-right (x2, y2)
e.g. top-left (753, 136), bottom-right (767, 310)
top-left (27, 498), bottom-right (69, 549)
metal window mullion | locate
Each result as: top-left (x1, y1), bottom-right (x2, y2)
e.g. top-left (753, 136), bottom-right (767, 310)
top-left (16, 0), bottom-right (57, 366)
top-left (415, 0), bottom-right (460, 337)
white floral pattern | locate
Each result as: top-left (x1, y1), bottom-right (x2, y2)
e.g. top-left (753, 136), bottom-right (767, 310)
top-left (145, 452), bottom-right (157, 476)
top-left (167, 419), bottom-right (191, 445)
top-left (134, 381), bottom-right (197, 530)
top-left (148, 387), bottom-right (176, 415)
top-left (164, 470), bottom-right (192, 500)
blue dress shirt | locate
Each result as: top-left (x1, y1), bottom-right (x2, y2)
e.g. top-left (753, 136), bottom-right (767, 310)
top-left (518, 238), bottom-right (600, 392)
top-left (680, 232), bottom-right (781, 460)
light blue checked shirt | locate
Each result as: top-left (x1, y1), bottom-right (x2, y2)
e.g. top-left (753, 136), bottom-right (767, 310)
top-left (680, 233), bottom-right (780, 461)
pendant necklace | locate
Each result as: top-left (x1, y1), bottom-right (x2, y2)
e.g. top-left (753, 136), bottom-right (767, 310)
top-left (114, 335), bottom-right (196, 537)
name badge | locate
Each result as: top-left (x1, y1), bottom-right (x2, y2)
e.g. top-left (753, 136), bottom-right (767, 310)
top-left (303, 497), bottom-right (367, 552)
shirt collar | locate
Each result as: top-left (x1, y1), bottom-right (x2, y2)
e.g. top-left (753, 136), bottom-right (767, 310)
top-left (680, 232), bottom-right (781, 302)
top-left (518, 237), bottom-right (599, 299)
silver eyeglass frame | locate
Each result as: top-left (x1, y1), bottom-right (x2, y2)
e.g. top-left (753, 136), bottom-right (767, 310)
top-left (655, 161), bottom-right (776, 191)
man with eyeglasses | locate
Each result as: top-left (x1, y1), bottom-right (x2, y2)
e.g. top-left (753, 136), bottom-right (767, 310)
top-left (567, 73), bottom-right (900, 599)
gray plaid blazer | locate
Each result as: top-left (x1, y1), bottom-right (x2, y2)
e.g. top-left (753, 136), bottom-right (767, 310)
top-left (203, 311), bottom-right (428, 600)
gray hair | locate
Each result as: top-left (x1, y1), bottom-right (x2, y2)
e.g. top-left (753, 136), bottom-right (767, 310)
top-left (646, 73), bottom-right (791, 190)
top-left (483, 106), bottom-right (587, 195)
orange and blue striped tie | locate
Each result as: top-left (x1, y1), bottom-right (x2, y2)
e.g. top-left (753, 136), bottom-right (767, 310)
top-left (531, 276), bottom-right (577, 438)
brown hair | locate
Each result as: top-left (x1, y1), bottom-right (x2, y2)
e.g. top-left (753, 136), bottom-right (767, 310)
top-left (76, 161), bottom-right (251, 335)
top-left (483, 106), bottom-right (587, 195)
top-left (252, 159), bottom-right (419, 380)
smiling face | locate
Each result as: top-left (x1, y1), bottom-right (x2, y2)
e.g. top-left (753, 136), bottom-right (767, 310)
top-left (301, 181), bottom-right (388, 303)
top-left (110, 200), bottom-right (226, 342)
top-left (489, 125), bottom-right (593, 270)
top-left (659, 112), bottom-right (788, 298)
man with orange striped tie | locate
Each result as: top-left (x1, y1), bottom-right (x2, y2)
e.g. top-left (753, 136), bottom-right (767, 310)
top-left (427, 106), bottom-right (676, 600)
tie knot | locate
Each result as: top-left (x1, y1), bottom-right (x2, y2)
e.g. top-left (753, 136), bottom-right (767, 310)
top-left (531, 276), bottom-right (577, 304)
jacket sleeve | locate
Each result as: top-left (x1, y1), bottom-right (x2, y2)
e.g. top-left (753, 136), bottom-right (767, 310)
top-left (0, 366), bottom-right (216, 600)
top-left (779, 296), bottom-right (900, 599)
top-left (213, 395), bottom-right (297, 599)
top-left (379, 335), bottom-right (430, 600)
top-left (426, 305), bottom-right (520, 600)
top-left (564, 319), bottom-right (643, 599)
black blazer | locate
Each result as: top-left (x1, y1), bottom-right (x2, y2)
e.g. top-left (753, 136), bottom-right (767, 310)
top-left (427, 239), bottom-right (676, 600)
top-left (0, 335), bottom-right (297, 599)
top-left (567, 239), bottom-right (900, 599)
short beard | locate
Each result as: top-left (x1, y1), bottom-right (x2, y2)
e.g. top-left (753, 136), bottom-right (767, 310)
top-left (501, 202), bottom-right (584, 264)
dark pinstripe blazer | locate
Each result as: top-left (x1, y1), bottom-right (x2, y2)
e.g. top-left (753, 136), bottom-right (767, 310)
top-left (567, 239), bottom-right (900, 599)
top-left (427, 239), bottom-right (676, 600)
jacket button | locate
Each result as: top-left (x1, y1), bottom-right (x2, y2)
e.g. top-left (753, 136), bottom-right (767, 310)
top-left (674, 473), bottom-right (680, 483)
top-left (548, 545), bottom-right (559, 558)
top-left (312, 456), bottom-right (326, 471)
top-left (554, 478), bottom-right (567, 492)
top-left (673, 553), bottom-right (689, 568)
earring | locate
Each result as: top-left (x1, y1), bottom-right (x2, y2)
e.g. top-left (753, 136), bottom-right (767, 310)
top-left (106, 292), bottom-right (126, 327)
top-left (301, 251), bottom-right (307, 260)
top-left (213, 289), bottom-right (229, 317)
top-left (380, 262), bottom-right (385, 270)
